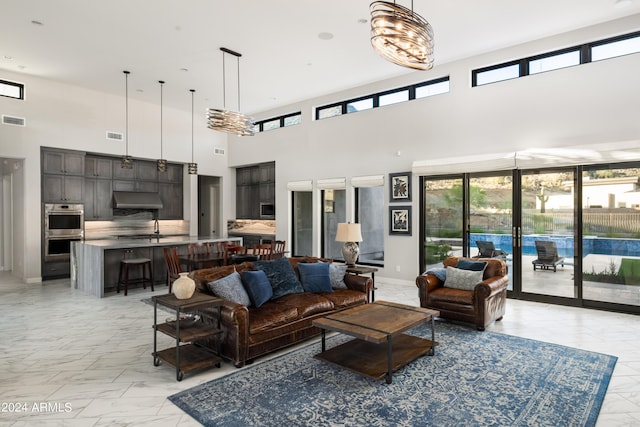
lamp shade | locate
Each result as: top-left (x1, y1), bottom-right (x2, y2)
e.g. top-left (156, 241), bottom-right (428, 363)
top-left (335, 223), bottom-right (363, 242)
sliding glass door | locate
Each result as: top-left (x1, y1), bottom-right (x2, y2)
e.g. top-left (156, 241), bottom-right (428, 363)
top-left (291, 191), bottom-right (312, 257)
top-left (468, 172), bottom-right (513, 290)
top-left (422, 176), bottom-right (463, 268)
top-left (520, 169), bottom-right (576, 299)
top-left (582, 163), bottom-right (640, 307)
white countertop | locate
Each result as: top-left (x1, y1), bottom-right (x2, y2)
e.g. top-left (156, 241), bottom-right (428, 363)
top-left (77, 236), bottom-right (241, 250)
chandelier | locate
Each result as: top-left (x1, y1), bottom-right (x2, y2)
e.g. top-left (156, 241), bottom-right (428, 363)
top-left (370, 1), bottom-right (434, 71)
top-left (207, 47), bottom-right (255, 136)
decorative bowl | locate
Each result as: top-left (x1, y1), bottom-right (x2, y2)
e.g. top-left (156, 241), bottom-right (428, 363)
top-left (165, 313), bottom-right (201, 328)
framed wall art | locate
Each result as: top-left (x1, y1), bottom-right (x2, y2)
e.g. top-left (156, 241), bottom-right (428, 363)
top-left (389, 172), bottom-right (411, 202)
top-left (389, 206), bottom-right (412, 235)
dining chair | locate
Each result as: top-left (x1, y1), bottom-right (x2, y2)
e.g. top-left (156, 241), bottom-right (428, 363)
top-left (271, 240), bottom-right (286, 259)
top-left (253, 243), bottom-right (273, 260)
top-left (224, 245), bottom-right (248, 265)
top-left (163, 246), bottom-right (183, 293)
top-left (187, 242), bottom-right (211, 256)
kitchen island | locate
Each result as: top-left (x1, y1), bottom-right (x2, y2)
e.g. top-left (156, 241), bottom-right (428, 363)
top-left (71, 236), bottom-right (242, 297)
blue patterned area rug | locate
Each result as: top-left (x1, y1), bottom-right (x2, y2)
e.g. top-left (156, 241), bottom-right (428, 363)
top-left (168, 321), bottom-right (616, 427)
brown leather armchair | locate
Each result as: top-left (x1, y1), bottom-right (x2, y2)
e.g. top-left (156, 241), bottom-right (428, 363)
top-left (416, 257), bottom-right (508, 331)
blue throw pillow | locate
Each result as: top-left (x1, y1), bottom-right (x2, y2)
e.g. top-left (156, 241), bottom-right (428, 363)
top-left (207, 271), bottom-right (252, 306)
top-left (456, 259), bottom-right (488, 272)
top-left (298, 262), bottom-right (333, 293)
top-left (241, 270), bottom-right (273, 308)
top-left (255, 258), bottom-right (304, 299)
top-left (425, 268), bottom-right (447, 282)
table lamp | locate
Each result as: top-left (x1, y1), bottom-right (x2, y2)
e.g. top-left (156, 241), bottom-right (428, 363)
top-left (335, 223), bottom-right (363, 267)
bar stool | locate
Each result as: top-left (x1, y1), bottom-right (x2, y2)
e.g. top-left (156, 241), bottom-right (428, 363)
top-left (118, 257), bottom-right (154, 296)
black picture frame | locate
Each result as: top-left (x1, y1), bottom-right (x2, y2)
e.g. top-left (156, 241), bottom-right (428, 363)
top-left (389, 172), bottom-right (411, 202)
top-left (389, 206), bottom-right (412, 235)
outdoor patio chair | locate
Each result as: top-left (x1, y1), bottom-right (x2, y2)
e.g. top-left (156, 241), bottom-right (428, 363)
top-left (474, 240), bottom-right (507, 260)
top-left (532, 240), bottom-right (565, 272)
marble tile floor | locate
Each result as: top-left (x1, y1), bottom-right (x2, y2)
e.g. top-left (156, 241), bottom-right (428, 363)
top-left (1, 272), bottom-right (640, 426)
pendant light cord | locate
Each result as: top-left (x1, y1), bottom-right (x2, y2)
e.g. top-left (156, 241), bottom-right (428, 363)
top-left (237, 55), bottom-right (241, 112)
top-left (222, 52), bottom-right (226, 109)
top-left (159, 80), bottom-right (164, 159)
top-left (191, 89), bottom-right (195, 163)
top-left (124, 70), bottom-right (129, 156)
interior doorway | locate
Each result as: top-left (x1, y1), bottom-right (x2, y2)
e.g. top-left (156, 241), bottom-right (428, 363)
top-left (197, 175), bottom-right (221, 238)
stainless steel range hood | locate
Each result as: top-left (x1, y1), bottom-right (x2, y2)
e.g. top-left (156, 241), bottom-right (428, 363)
top-left (112, 191), bottom-right (163, 209)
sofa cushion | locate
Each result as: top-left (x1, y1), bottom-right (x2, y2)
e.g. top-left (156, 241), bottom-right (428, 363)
top-left (207, 271), bottom-right (252, 306)
top-left (319, 289), bottom-right (367, 309)
top-left (248, 302), bottom-right (300, 334)
top-left (456, 259), bottom-right (488, 272)
top-left (274, 292), bottom-right (335, 318)
top-left (255, 258), bottom-right (304, 299)
top-left (429, 286), bottom-right (475, 306)
top-left (241, 270), bottom-right (273, 308)
top-left (298, 262), bottom-right (333, 293)
top-left (329, 264), bottom-right (348, 289)
top-left (443, 266), bottom-right (484, 291)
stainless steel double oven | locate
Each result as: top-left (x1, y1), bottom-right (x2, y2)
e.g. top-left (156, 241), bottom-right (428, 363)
top-left (44, 203), bottom-right (84, 262)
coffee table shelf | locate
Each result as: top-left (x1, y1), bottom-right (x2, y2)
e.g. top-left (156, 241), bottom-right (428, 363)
top-left (313, 301), bottom-right (439, 384)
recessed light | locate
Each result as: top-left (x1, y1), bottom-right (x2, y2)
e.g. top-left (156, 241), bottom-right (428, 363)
top-left (3, 55), bottom-right (13, 60)
top-left (17, 65), bottom-right (26, 70)
top-left (180, 67), bottom-right (189, 72)
top-left (318, 32), bottom-right (334, 40)
top-left (358, 18), bottom-right (368, 24)
top-left (31, 20), bottom-right (43, 26)
top-left (136, 89), bottom-right (144, 93)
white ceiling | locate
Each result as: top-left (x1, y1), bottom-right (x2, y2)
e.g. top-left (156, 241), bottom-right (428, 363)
top-left (1, 0), bottom-right (639, 115)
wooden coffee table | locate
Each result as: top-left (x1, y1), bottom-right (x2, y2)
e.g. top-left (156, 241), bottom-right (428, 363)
top-left (312, 301), bottom-right (439, 384)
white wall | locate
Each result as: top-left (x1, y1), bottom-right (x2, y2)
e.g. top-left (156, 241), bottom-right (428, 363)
top-left (228, 15), bottom-right (640, 281)
top-left (1, 15), bottom-right (638, 283)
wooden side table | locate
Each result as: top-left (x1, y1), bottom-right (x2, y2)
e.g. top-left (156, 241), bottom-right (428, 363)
top-left (152, 292), bottom-right (223, 381)
top-left (346, 265), bottom-right (379, 302)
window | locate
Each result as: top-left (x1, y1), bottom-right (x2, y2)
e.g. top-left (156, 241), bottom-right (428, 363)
top-left (316, 76), bottom-right (450, 120)
top-left (474, 63), bottom-right (520, 86)
top-left (321, 189), bottom-right (346, 260)
top-left (379, 90), bottom-right (408, 107)
top-left (355, 186), bottom-right (385, 266)
top-left (254, 111), bottom-right (302, 133)
top-left (0, 79), bottom-right (24, 100)
top-left (347, 98), bottom-right (373, 113)
top-left (592, 33), bottom-right (640, 61)
top-left (292, 191), bottom-right (313, 257)
top-left (472, 31), bottom-right (640, 87)
top-left (529, 50), bottom-right (580, 74)
top-left (317, 105), bottom-right (342, 120)
top-left (262, 119), bottom-right (280, 131)
top-left (415, 79), bottom-right (450, 98)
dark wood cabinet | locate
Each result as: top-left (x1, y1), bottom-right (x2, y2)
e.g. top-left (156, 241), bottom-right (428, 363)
top-left (113, 179), bottom-right (158, 192)
top-left (236, 162), bottom-right (275, 219)
top-left (159, 163), bottom-right (183, 183)
top-left (85, 156), bottom-right (113, 179)
top-left (43, 149), bottom-right (85, 176)
top-left (136, 161), bottom-right (158, 182)
top-left (42, 174), bottom-right (84, 203)
top-left (159, 182), bottom-right (183, 219)
top-left (84, 178), bottom-right (113, 220)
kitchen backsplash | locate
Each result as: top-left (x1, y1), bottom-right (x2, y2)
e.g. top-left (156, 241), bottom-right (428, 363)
top-left (227, 219), bottom-right (276, 235)
top-left (85, 220), bottom-right (189, 240)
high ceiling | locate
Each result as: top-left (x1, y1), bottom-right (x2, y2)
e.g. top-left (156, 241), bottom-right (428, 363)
top-left (1, 0), bottom-right (639, 115)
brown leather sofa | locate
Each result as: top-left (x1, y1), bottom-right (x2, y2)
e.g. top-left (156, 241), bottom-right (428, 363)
top-left (416, 257), bottom-right (508, 331)
top-left (190, 257), bottom-right (372, 367)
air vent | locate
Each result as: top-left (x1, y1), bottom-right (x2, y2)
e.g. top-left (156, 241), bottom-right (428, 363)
top-left (213, 147), bottom-right (226, 156)
top-left (2, 115), bottom-right (25, 126)
top-left (106, 131), bottom-right (124, 141)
